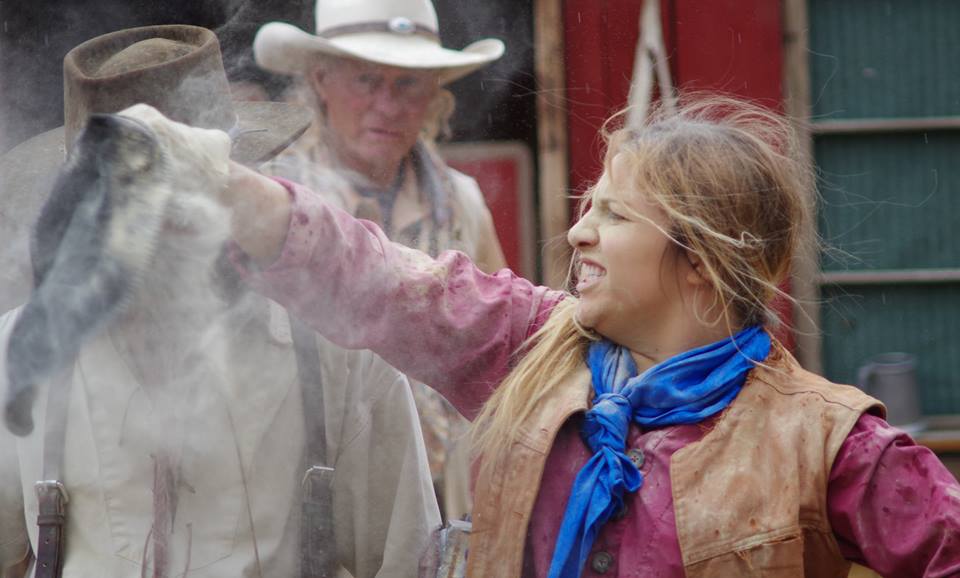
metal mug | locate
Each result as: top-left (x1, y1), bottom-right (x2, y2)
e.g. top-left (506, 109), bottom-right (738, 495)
top-left (857, 352), bottom-right (923, 430)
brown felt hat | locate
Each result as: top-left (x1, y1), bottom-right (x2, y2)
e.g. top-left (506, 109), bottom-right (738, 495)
top-left (60, 25), bottom-right (309, 165)
top-left (0, 25), bottom-right (311, 312)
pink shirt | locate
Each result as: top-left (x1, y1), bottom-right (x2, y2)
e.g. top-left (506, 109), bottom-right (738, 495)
top-left (242, 179), bottom-right (960, 577)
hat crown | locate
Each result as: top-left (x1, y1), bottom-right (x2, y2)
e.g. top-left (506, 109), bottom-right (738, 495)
top-left (313, 0), bottom-right (439, 36)
top-left (95, 38), bottom-right (193, 76)
top-left (63, 25), bottom-right (236, 145)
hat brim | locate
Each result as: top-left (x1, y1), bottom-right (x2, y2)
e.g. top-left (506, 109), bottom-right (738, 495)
top-left (0, 100), bottom-right (311, 313)
top-left (254, 22), bottom-right (505, 85)
top-left (230, 101), bottom-right (313, 165)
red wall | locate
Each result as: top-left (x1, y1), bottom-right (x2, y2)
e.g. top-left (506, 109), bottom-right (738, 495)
top-left (564, 0), bottom-right (784, 191)
top-left (562, 0), bottom-right (792, 345)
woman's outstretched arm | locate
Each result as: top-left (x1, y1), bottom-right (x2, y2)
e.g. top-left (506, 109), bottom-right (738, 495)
top-left (222, 163), bottom-right (565, 418)
top-left (222, 162), bottom-right (293, 267)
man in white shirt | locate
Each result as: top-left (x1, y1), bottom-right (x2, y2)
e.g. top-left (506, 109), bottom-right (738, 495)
top-left (0, 301), bottom-right (440, 577)
top-left (0, 25), bottom-right (439, 578)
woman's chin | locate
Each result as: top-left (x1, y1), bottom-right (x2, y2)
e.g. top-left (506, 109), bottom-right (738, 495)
top-left (574, 303), bottom-right (598, 332)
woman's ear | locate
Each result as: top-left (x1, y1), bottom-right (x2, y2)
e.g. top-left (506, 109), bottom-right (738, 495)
top-left (684, 250), bottom-right (710, 286)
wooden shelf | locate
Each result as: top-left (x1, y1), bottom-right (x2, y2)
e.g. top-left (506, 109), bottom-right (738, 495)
top-left (819, 268), bottom-right (960, 286)
top-left (915, 432), bottom-right (960, 454)
top-left (914, 415), bottom-right (960, 453)
top-left (812, 116), bottom-right (960, 135)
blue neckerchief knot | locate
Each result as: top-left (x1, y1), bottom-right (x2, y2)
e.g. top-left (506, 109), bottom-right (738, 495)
top-left (547, 325), bottom-right (772, 578)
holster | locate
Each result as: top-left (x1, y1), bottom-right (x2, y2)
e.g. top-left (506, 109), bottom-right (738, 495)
top-left (300, 465), bottom-right (336, 578)
top-left (420, 519), bottom-right (471, 578)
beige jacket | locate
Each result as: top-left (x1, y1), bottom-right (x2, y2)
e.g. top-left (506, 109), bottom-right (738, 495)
top-left (467, 343), bottom-right (883, 577)
top-left (265, 141), bottom-right (507, 275)
top-left (0, 299), bottom-right (440, 578)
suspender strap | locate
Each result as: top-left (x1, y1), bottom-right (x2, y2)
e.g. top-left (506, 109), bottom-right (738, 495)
top-left (34, 369), bottom-right (72, 578)
top-left (289, 314), bottom-right (337, 578)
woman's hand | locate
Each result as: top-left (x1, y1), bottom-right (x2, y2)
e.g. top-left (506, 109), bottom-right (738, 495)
top-left (221, 161), bottom-right (292, 268)
top-left (113, 105), bottom-right (292, 268)
top-left (117, 104), bottom-right (231, 195)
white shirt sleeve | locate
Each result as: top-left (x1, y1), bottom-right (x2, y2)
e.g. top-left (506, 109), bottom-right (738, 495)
top-left (0, 308), bottom-right (30, 574)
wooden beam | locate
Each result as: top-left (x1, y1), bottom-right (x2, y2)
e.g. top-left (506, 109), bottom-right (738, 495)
top-left (820, 268), bottom-right (960, 285)
top-left (812, 116), bottom-right (960, 135)
top-left (915, 436), bottom-right (960, 454)
top-left (782, 0), bottom-right (822, 373)
top-left (534, 0), bottom-right (571, 289)
top-left (915, 414), bottom-right (960, 454)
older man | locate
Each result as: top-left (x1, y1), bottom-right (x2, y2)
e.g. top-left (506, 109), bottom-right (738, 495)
top-left (254, 0), bottom-right (508, 522)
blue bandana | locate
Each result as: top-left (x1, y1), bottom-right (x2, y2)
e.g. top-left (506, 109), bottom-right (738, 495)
top-left (547, 325), bottom-right (771, 578)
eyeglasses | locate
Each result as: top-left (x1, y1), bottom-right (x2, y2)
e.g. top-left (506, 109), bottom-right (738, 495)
top-left (333, 66), bottom-right (439, 105)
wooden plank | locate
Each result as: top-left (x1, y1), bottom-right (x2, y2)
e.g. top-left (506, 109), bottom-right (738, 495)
top-left (563, 0), bottom-right (617, 198)
top-left (915, 435), bottom-right (960, 454)
top-left (562, 1), bottom-right (608, 162)
top-left (782, 0), bottom-right (823, 374)
top-left (812, 116), bottom-right (960, 135)
top-left (916, 415), bottom-right (960, 456)
top-left (820, 268), bottom-right (960, 285)
top-left (535, 0), bottom-right (571, 289)
top-left (673, 0), bottom-right (784, 104)
top-left (807, 0), bottom-right (960, 122)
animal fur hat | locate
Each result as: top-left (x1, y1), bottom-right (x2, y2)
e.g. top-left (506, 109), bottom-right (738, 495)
top-left (0, 25), bottom-right (311, 312)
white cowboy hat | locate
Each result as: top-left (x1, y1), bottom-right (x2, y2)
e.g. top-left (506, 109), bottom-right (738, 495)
top-left (254, 0), bottom-right (505, 85)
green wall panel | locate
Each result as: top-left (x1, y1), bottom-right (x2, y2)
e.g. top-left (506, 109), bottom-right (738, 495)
top-left (820, 283), bottom-right (960, 414)
top-left (809, 0), bottom-right (960, 120)
top-left (815, 132), bottom-right (960, 272)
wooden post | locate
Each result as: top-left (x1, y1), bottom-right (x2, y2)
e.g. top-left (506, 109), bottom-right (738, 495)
top-left (534, 0), bottom-right (570, 289)
top-left (782, 0), bottom-right (822, 373)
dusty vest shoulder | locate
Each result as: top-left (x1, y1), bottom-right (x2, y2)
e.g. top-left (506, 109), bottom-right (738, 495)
top-left (672, 344), bottom-right (885, 578)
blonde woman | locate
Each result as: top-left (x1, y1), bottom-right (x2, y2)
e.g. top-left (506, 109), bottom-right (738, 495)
top-left (204, 95), bottom-right (959, 576)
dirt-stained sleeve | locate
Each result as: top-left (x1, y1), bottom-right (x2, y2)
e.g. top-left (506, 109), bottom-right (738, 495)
top-left (827, 413), bottom-right (960, 576)
top-left (237, 178), bottom-right (566, 419)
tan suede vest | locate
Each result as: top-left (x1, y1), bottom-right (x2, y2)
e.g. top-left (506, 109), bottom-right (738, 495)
top-left (467, 343), bottom-right (884, 577)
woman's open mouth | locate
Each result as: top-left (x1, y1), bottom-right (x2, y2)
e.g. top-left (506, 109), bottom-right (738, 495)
top-left (576, 260), bottom-right (606, 292)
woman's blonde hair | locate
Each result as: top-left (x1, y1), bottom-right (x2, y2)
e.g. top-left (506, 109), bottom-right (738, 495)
top-left (608, 94), bottom-right (813, 329)
top-left (472, 94), bottom-right (813, 462)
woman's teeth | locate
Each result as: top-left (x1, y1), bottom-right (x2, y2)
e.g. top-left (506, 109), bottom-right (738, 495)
top-left (579, 262), bottom-right (605, 282)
